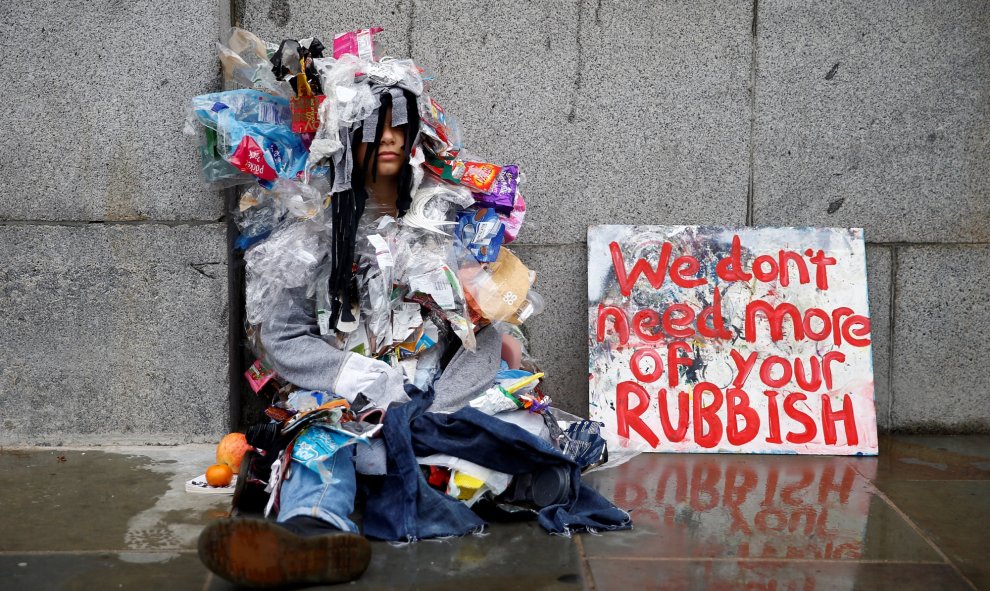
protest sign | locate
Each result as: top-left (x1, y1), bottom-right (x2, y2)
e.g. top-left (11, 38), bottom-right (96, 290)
top-left (589, 226), bottom-right (877, 455)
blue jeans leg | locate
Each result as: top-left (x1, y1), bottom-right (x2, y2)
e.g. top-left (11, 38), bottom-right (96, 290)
top-left (276, 447), bottom-right (358, 533)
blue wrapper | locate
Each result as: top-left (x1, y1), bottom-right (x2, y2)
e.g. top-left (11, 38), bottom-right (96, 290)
top-left (456, 208), bottom-right (505, 263)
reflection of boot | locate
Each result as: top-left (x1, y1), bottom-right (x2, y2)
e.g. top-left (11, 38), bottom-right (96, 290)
top-left (198, 517), bottom-right (371, 588)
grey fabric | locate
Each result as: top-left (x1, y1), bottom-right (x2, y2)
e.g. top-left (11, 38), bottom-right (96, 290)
top-left (430, 326), bottom-right (503, 413)
top-left (330, 127), bottom-right (355, 194)
top-left (261, 285), bottom-right (348, 392)
top-left (362, 107), bottom-right (379, 143)
top-left (389, 87), bottom-right (408, 126)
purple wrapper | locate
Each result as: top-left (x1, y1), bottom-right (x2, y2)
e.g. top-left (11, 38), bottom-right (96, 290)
top-left (474, 164), bottom-right (518, 214)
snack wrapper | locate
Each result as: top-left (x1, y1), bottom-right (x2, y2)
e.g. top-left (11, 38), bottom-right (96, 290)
top-left (456, 208), bottom-right (505, 263)
top-left (474, 164), bottom-right (518, 214)
top-left (332, 27), bottom-right (382, 61)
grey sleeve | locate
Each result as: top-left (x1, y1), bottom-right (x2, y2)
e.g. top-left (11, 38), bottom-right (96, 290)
top-left (260, 286), bottom-right (348, 392)
top-left (430, 325), bottom-right (503, 412)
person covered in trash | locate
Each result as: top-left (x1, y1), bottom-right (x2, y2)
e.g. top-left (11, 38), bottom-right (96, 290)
top-left (189, 28), bottom-right (632, 588)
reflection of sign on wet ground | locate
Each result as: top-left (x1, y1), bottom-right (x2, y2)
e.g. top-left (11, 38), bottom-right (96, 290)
top-left (588, 226), bottom-right (878, 455)
top-left (587, 455), bottom-right (878, 566)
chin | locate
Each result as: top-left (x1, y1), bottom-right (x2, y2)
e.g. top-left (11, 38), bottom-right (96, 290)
top-left (377, 164), bottom-right (404, 178)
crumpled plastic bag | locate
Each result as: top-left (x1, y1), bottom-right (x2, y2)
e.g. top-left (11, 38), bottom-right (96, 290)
top-left (244, 220), bottom-right (328, 324)
top-left (217, 27), bottom-right (293, 98)
top-left (189, 89), bottom-right (308, 183)
top-left (458, 246), bottom-right (537, 325)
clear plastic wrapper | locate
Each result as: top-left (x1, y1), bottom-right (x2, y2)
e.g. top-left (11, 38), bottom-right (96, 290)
top-left (218, 28), bottom-right (293, 98)
top-left (548, 408), bottom-right (648, 474)
top-left (244, 220), bottom-right (328, 325)
top-left (314, 54), bottom-right (382, 124)
top-left (366, 58), bottom-right (424, 96)
top-left (354, 215), bottom-right (399, 354)
top-left (395, 234), bottom-right (476, 351)
top-left (274, 178), bottom-right (325, 221)
top-left (234, 186), bottom-right (283, 249)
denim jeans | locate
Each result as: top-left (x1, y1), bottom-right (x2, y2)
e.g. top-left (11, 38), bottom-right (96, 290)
top-left (275, 385), bottom-right (631, 541)
top-left (363, 385), bottom-right (632, 541)
top-left (276, 446), bottom-right (359, 533)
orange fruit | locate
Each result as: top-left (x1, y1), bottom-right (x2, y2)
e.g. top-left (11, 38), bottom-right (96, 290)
top-left (205, 463), bottom-right (233, 487)
top-left (216, 432), bottom-right (252, 474)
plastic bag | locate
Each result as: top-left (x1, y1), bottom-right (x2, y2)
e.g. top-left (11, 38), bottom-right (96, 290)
top-left (233, 186), bottom-right (284, 250)
top-left (217, 28), bottom-right (293, 98)
top-left (190, 89), bottom-right (308, 182)
top-left (244, 220), bottom-right (328, 324)
top-left (458, 247), bottom-right (535, 325)
top-left (549, 408), bottom-right (648, 474)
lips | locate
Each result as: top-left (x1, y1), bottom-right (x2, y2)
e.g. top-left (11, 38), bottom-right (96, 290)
top-left (378, 151), bottom-right (401, 161)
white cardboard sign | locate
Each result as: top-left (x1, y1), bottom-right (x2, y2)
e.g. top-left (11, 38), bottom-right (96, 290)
top-left (588, 226), bottom-right (878, 455)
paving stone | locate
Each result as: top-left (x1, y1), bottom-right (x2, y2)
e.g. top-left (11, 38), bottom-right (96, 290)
top-left (0, 225), bottom-right (229, 444)
top-left (2, 553), bottom-right (210, 591)
top-left (753, 0), bottom-right (990, 242)
top-left (892, 245), bottom-right (990, 432)
top-left (588, 560), bottom-right (972, 591)
top-left (512, 244), bottom-right (589, 417)
top-left (875, 435), bottom-right (990, 482)
top-left (582, 454), bottom-right (939, 562)
top-left (0, 446), bottom-right (227, 552)
top-left (882, 480), bottom-right (990, 589)
top-left (0, 1), bottom-right (224, 221)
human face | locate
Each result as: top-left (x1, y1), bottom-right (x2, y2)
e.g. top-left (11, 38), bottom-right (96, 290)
top-left (355, 107), bottom-right (406, 181)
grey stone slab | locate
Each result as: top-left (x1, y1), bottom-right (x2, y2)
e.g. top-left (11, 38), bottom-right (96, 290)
top-left (512, 244), bottom-right (588, 417)
top-left (0, 1), bottom-right (224, 222)
top-left (0, 446), bottom-right (227, 552)
top-left (414, 0), bottom-right (752, 245)
top-left (892, 246), bottom-right (990, 432)
top-left (238, 0), bottom-right (411, 55)
top-left (563, 0), bottom-right (753, 242)
top-left (867, 245), bottom-right (892, 432)
top-left (0, 224), bottom-right (230, 444)
top-left (2, 553), bottom-right (210, 591)
top-left (410, 0), bottom-right (581, 245)
top-left (753, 0), bottom-right (990, 242)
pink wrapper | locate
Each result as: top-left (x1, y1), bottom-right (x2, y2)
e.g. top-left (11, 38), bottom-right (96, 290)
top-left (500, 191), bottom-right (526, 243)
top-left (332, 27), bottom-right (383, 61)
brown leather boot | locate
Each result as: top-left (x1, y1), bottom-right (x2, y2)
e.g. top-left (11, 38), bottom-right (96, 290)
top-left (198, 518), bottom-right (371, 588)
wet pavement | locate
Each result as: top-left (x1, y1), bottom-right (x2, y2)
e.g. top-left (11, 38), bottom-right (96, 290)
top-left (0, 435), bottom-right (987, 590)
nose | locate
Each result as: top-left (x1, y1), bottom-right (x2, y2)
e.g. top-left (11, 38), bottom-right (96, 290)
top-left (382, 124), bottom-right (398, 146)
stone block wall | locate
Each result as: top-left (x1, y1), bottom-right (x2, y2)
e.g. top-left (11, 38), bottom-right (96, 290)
top-left (1, 0), bottom-right (986, 443)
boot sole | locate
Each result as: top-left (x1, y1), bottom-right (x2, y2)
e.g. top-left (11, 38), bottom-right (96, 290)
top-left (198, 518), bottom-right (371, 588)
